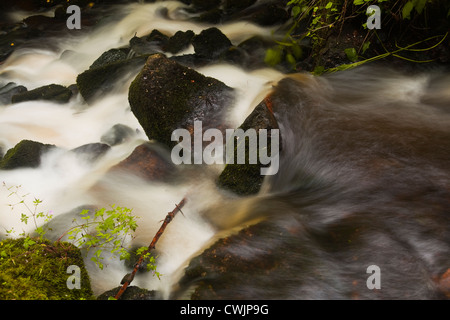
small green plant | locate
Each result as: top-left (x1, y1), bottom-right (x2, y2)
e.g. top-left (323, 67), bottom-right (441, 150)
top-left (3, 183), bottom-right (54, 240)
top-left (2, 182), bottom-right (159, 277)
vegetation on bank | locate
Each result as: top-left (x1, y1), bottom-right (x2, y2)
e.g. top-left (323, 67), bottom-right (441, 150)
top-left (265, 0), bottom-right (450, 73)
top-left (0, 183), bottom-right (159, 299)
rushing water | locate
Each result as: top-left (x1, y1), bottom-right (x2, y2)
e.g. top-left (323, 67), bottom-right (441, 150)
top-left (1, 1), bottom-right (449, 300)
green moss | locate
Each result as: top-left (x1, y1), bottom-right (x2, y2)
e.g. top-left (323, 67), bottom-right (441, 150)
top-left (0, 238), bottom-right (94, 300)
top-left (0, 140), bottom-right (55, 170)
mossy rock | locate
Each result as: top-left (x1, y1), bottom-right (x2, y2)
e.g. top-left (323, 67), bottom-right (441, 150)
top-left (128, 53), bottom-right (234, 148)
top-left (217, 99), bottom-right (280, 196)
top-left (76, 54), bottom-right (147, 103)
top-left (11, 84), bottom-right (72, 104)
top-left (0, 140), bottom-right (56, 170)
top-left (0, 238), bottom-right (94, 300)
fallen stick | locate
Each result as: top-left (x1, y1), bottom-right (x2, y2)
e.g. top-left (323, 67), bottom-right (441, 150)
top-left (114, 197), bottom-right (187, 300)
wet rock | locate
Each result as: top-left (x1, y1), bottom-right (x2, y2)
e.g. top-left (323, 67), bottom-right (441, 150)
top-left (70, 143), bottom-right (111, 163)
top-left (145, 29), bottom-right (170, 47)
top-left (97, 286), bottom-right (162, 300)
top-left (0, 140), bottom-right (56, 170)
top-left (217, 98), bottom-right (280, 196)
top-left (89, 48), bottom-right (129, 69)
top-left (162, 30), bottom-right (195, 54)
top-left (176, 220), bottom-right (292, 299)
top-left (128, 53), bottom-right (234, 148)
top-left (107, 142), bottom-right (176, 182)
top-left (0, 82), bottom-right (27, 105)
top-left (11, 84), bottom-right (72, 104)
top-left (192, 27), bottom-right (233, 60)
top-left (129, 34), bottom-right (159, 56)
top-left (76, 54), bottom-right (147, 103)
top-left (100, 124), bottom-right (136, 146)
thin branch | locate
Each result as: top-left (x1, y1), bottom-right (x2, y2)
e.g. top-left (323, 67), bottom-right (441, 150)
top-left (114, 197), bottom-right (187, 300)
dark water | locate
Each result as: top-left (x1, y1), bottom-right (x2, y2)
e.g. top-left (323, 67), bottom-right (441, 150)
top-left (180, 66), bottom-right (450, 299)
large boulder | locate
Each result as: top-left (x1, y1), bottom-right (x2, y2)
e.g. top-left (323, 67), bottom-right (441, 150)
top-left (128, 53), bottom-right (234, 148)
top-left (0, 140), bottom-right (56, 170)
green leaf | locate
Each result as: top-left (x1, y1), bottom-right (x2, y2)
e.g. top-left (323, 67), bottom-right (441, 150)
top-left (292, 5), bottom-right (301, 17)
top-left (286, 53), bottom-right (296, 67)
top-left (353, 0), bottom-right (364, 5)
top-left (362, 41), bottom-right (371, 54)
top-left (402, 1), bottom-right (414, 20)
top-left (344, 47), bottom-right (358, 62)
top-left (291, 43), bottom-right (303, 59)
top-left (325, 2), bottom-right (333, 9)
top-left (264, 47), bottom-right (283, 66)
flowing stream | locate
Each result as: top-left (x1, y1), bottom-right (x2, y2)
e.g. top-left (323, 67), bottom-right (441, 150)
top-left (1, 1), bottom-right (449, 300)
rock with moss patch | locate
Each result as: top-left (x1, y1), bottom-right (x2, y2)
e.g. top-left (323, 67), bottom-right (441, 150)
top-left (0, 139), bottom-right (56, 170)
top-left (217, 98), bottom-right (280, 196)
top-left (11, 84), bottom-right (72, 104)
top-left (0, 238), bottom-right (94, 300)
top-left (97, 286), bottom-right (162, 300)
top-left (128, 53), bottom-right (234, 148)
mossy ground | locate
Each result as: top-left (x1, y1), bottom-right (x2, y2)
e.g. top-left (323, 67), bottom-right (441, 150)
top-left (0, 238), bottom-right (94, 300)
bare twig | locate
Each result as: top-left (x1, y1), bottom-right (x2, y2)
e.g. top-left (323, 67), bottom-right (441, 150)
top-left (114, 197), bottom-right (187, 300)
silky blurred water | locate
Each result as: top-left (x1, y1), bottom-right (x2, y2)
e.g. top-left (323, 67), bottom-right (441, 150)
top-left (1, 1), bottom-right (449, 299)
